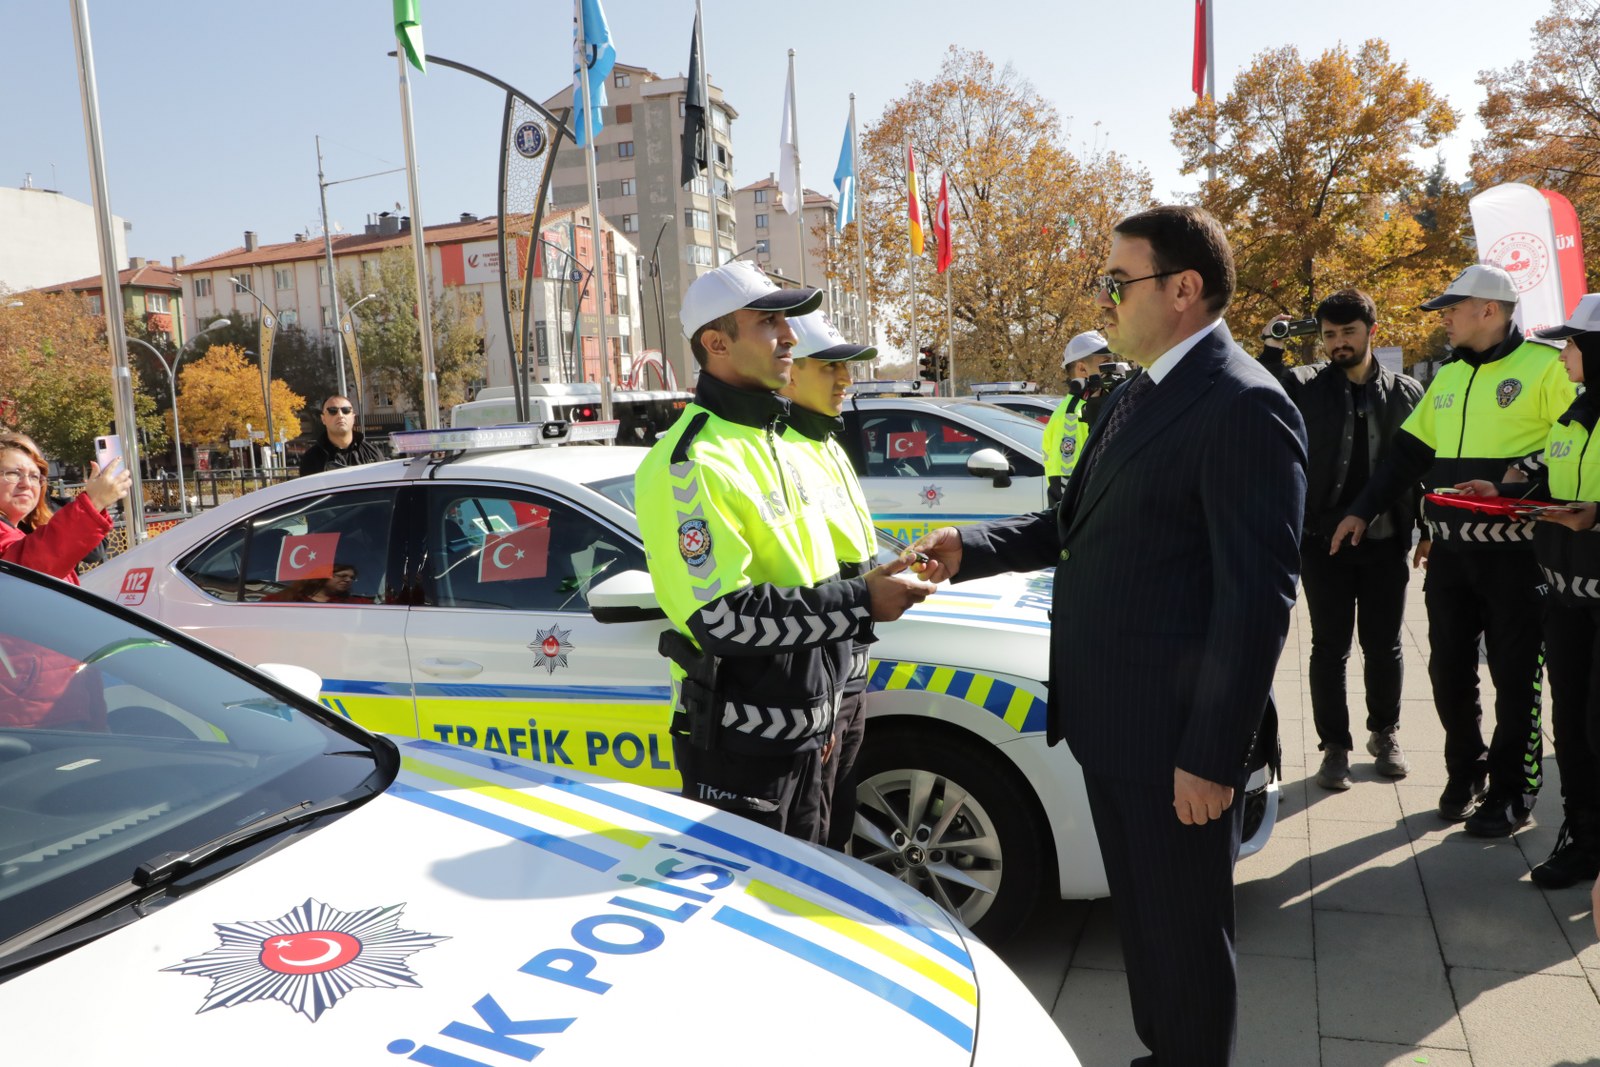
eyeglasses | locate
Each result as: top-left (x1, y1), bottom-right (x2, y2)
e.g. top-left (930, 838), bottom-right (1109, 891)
top-left (325, 405), bottom-right (353, 415)
top-left (0, 468), bottom-right (44, 487)
top-left (1094, 271), bottom-right (1181, 306)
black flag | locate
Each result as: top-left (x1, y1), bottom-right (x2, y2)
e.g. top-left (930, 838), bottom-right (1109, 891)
top-left (680, 11), bottom-right (707, 187)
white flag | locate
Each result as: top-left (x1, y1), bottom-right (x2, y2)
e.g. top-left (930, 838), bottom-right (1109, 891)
top-left (779, 64), bottom-right (800, 214)
top-left (1469, 182), bottom-right (1566, 335)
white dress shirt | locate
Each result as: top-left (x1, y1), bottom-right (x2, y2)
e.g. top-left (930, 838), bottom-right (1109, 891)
top-left (1146, 319), bottom-right (1223, 384)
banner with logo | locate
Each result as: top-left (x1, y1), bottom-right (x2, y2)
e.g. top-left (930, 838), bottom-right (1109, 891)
top-left (1468, 182), bottom-right (1566, 334)
top-left (1541, 189), bottom-right (1587, 320)
top-left (257, 308), bottom-right (277, 426)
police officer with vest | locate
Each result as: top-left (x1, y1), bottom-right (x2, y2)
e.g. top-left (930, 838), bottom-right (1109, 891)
top-left (1333, 265), bottom-right (1577, 836)
top-left (1455, 294), bottom-right (1600, 886)
top-left (1260, 290), bottom-right (1425, 791)
top-left (1043, 331), bottom-right (1110, 505)
top-left (779, 310), bottom-right (879, 850)
top-left (634, 261), bottom-right (934, 841)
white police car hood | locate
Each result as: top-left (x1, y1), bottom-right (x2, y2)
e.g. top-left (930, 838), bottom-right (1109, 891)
top-left (3, 737), bottom-right (1073, 1065)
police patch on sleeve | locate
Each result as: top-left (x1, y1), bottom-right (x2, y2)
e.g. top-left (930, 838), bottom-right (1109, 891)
top-left (1496, 378), bottom-right (1523, 408)
top-left (1060, 436), bottom-right (1077, 459)
top-left (678, 518), bottom-right (713, 566)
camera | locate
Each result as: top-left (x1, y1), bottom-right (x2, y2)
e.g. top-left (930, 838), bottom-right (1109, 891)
top-left (1098, 360), bottom-right (1133, 383)
top-left (1268, 318), bottom-right (1320, 340)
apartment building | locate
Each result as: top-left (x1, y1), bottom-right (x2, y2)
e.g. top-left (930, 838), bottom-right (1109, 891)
top-left (1, 183), bottom-right (129, 294)
top-left (733, 176), bottom-right (862, 343)
top-left (34, 257), bottom-right (184, 343)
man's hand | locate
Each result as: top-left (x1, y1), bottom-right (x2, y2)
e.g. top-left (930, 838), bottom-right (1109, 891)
top-left (84, 456), bottom-right (131, 511)
top-left (1535, 501), bottom-right (1598, 532)
top-left (1504, 466), bottom-right (1530, 484)
top-left (908, 527), bottom-right (963, 584)
top-left (1412, 538), bottom-right (1432, 570)
top-left (1454, 479), bottom-right (1499, 498)
top-left (864, 554), bottom-right (936, 622)
top-left (1174, 768), bottom-right (1234, 826)
top-left (1330, 515), bottom-right (1366, 554)
top-left (1259, 314), bottom-right (1291, 350)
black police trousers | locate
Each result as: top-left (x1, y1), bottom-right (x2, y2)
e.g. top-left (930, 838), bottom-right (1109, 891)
top-left (1300, 536), bottom-right (1409, 751)
top-left (1423, 546), bottom-right (1545, 798)
top-left (1544, 601), bottom-right (1600, 824)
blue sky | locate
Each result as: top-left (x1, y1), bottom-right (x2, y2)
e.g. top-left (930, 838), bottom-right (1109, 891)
top-left (2, 0), bottom-right (1547, 267)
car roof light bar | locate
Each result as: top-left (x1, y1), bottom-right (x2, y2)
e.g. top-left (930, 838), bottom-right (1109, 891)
top-left (849, 380), bottom-right (926, 397)
top-left (389, 420), bottom-right (619, 456)
top-left (969, 381), bottom-right (1039, 395)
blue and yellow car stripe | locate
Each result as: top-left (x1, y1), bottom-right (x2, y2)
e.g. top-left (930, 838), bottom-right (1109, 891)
top-left (867, 659), bottom-right (1047, 733)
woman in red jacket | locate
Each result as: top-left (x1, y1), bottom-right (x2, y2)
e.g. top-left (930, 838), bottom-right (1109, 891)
top-left (0, 432), bottom-right (129, 584)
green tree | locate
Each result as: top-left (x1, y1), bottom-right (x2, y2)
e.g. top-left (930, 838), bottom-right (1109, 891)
top-left (1475, 0), bottom-right (1600, 290)
top-left (1172, 39), bottom-right (1467, 364)
top-left (834, 47), bottom-right (1152, 389)
top-left (337, 248), bottom-right (485, 422)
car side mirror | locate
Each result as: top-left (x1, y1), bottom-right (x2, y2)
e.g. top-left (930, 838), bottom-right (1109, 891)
top-left (256, 663), bottom-right (325, 702)
top-left (967, 447), bottom-right (1013, 488)
top-left (588, 569), bottom-right (668, 623)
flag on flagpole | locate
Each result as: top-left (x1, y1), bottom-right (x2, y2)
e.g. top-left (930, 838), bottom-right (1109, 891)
top-left (573, 0), bottom-right (615, 147)
top-left (906, 142), bottom-right (924, 256)
top-left (394, 0), bottom-right (425, 72)
top-left (934, 172), bottom-right (953, 273)
top-left (680, 11), bottom-right (707, 186)
top-left (779, 65), bottom-right (800, 214)
top-left (833, 114), bottom-right (855, 233)
top-left (1192, 0), bottom-right (1208, 97)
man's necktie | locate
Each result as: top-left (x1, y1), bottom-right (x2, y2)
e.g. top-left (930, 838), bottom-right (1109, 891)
top-left (1080, 371), bottom-right (1155, 486)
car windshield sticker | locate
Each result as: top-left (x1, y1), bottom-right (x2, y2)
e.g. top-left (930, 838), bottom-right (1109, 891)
top-left (164, 898), bottom-right (446, 1022)
top-left (919, 485), bottom-right (944, 509)
top-left (532, 624), bottom-right (574, 674)
top-left (479, 524), bottom-right (551, 583)
top-left (276, 532), bottom-right (339, 582)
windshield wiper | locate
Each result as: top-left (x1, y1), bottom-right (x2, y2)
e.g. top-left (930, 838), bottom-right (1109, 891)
top-left (133, 794), bottom-right (365, 888)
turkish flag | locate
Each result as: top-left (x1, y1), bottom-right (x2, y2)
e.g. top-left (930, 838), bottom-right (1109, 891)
top-left (479, 525), bottom-right (550, 583)
top-left (276, 533), bottom-right (339, 582)
top-left (1192, 0), bottom-right (1209, 97)
top-left (510, 501), bottom-right (550, 527)
top-left (888, 431), bottom-right (927, 458)
top-left (942, 425), bottom-right (976, 443)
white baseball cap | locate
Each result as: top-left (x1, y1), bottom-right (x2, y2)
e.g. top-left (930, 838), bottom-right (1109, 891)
top-left (789, 310), bottom-right (876, 362)
top-left (679, 260), bottom-right (823, 339)
top-left (1062, 330), bottom-right (1111, 367)
top-left (1534, 292), bottom-right (1600, 339)
top-left (1418, 264), bottom-right (1519, 310)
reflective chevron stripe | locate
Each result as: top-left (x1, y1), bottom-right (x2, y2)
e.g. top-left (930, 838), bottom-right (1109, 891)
top-left (721, 694), bottom-right (840, 741)
top-left (848, 648), bottom-right (872, 681)
top-left (867, 660), bottom-right (1046, 734)
top-left (1543, 566), bottom-right (1600, 599)
top-left (1432, 517), bottom-right (1535, 543)
top-left (695, 600), bottom-right (869, 649)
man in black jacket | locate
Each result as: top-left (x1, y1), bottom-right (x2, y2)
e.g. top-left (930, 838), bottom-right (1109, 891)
top-left (298, 395), bottom-right (384, 476)
top-left (1259, 290), bottom-right (1424, 790)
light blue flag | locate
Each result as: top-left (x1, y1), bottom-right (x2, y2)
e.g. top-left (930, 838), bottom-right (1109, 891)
top-left (832, 115), bottom-right (855, 232)
top-left (572, 0), bottom-right (616, 147)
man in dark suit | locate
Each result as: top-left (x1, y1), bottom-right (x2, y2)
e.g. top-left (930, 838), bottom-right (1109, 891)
top-left (912, 205), bottom-right (1306, 1066)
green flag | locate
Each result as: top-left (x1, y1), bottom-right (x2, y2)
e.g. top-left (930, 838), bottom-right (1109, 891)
top-left (394, 0), bottom-right (425, 72)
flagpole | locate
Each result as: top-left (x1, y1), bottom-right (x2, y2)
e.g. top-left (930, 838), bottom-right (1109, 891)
top-left (1205, 0), bottom-right (1216, 186)
top-left (396, 48), bottom-right (441, 428)
top-left (787, 50), bottom-right (807, 289)
top-left (907, 136), bottom-right (918, 381)
top-left (851, 94), bottom-right (871, 350)
top-left (696, 0), bottom-right (724, 265)
top-left (577, 0), bottom-right (614, 423)
top-left (945, 269), bottom-right (955, 395)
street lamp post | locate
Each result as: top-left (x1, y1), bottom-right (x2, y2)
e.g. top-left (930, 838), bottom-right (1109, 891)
top-left (128, 317), bottom-right (230, 515)
top-left (341, 293), bottom-right (377, 424)
top-left (231, 277), bottom-right (281, 466)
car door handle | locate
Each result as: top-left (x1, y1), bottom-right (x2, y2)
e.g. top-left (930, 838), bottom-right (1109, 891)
top-left (417, 657), bottom-right (484, 679)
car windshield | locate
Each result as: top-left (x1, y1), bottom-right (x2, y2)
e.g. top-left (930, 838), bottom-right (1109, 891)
top-left (941, 401), bottom-right (1048, 453)
top-left (586, 474), bottom-right (638, 513)
top-left (0, 567), bottom-right (391, 952)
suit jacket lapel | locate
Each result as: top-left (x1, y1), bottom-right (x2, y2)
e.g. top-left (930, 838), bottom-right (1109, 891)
top-left (1062, 324), bottom-right (1232, 535)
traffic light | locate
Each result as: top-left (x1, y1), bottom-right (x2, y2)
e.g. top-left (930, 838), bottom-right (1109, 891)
top-left (937, 353), bottom-right (951, 381)
top-left (918, 345), bottom-right (939, 383)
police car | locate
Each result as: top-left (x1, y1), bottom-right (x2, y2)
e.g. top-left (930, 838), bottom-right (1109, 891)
top-left (0, 561), bottom-right (1072, 1064)
top-left (966, 382), bottom-right (1064, 423)
top-left (84, 422), bottom-right (1278, 941)
top-left (840, 389), bottom-right (1051, 543)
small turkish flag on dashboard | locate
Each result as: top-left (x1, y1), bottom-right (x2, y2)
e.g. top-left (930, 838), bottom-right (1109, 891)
top-left (276, 533), bottom-right (339, 582)
top-left (479, 525), bottom-right (550, 583)
top-left (887, 431), bottom-right (927, 458)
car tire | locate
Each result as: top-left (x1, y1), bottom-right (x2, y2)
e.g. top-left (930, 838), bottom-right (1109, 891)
top-left (851, 724), bottom-right (1047, 943)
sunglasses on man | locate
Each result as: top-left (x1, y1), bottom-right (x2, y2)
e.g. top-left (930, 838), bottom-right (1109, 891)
top-left (325, 405), bottom-right (353, 415)
top-left (1094, 271), bottom-right (1181, 307)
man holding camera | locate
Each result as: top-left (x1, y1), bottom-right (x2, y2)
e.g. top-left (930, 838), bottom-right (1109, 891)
top-left (1260, 290), bottom-right (1424, 790)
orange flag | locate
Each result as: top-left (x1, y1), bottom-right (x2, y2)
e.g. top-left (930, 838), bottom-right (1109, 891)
top-left (906, 141), bottom-right (924, 256)
top-left (934, 172), bottom-right (953, 273)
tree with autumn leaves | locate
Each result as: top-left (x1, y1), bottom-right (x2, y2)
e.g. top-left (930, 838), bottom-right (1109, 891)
top-left (175, 344), bottom-right (304, 450)
top-left (1172, 39), bottom-right (1469, 366)
top-left (832, 47), bottom-right (1152, 388)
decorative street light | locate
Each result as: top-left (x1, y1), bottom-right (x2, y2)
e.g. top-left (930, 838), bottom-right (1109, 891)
top-left (340, 293), bottom-right (378, 423)
top-left (230, 277), bottom-right (282, 466)
top-left (128, 317), bottom-right (230, 515)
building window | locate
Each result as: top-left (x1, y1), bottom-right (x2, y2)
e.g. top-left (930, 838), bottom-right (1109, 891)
top-left (684, 209), bottom-right (709, 231)
top-left (712, 107), bottom-right (729, 133)
top-left (685, 244), bottom-right (712, 266)
top-left (233, 274), bottom-right (252, 294)
top-left (146, 292), bottom-right (172, 313)
top-left (678, 98), bottom-right (686, 118)
top-left (363, 260), bottom-right (378, 278)
top-left (86, 294), bottom-right (103, 316)
top-left (688, 176), bottom-right (708, 196)
top-left (318, 264), bottom-right (330, 286)
top-left (193, 277), bottom-right (212, 298)
top-left (755, 214), bottom-right (768, 231)
top-left (714, 177), bottom-right (730, 200)
top-left (715, 145), bottom-right (729, 168)
top-left (754, 189), bottom-right (767, 204)
top-left (275, 267), bottom-right (294, 290)
top-left (614, 71), bottom-right (630, 89)
top-left (279, 309), bottom-right (298, 328)
top-left (620, 178), bottom-right (635, 197)
top-left (322, 306), bottom-right (335, 328)
top-left (614, 104), bottom-right (632, 124)
top-left (756, 239), bottom-right (770, 255)
top-left (616, 141), bottom-right (635, 159)
top-left (621, 213), bottom-right (639, 233)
